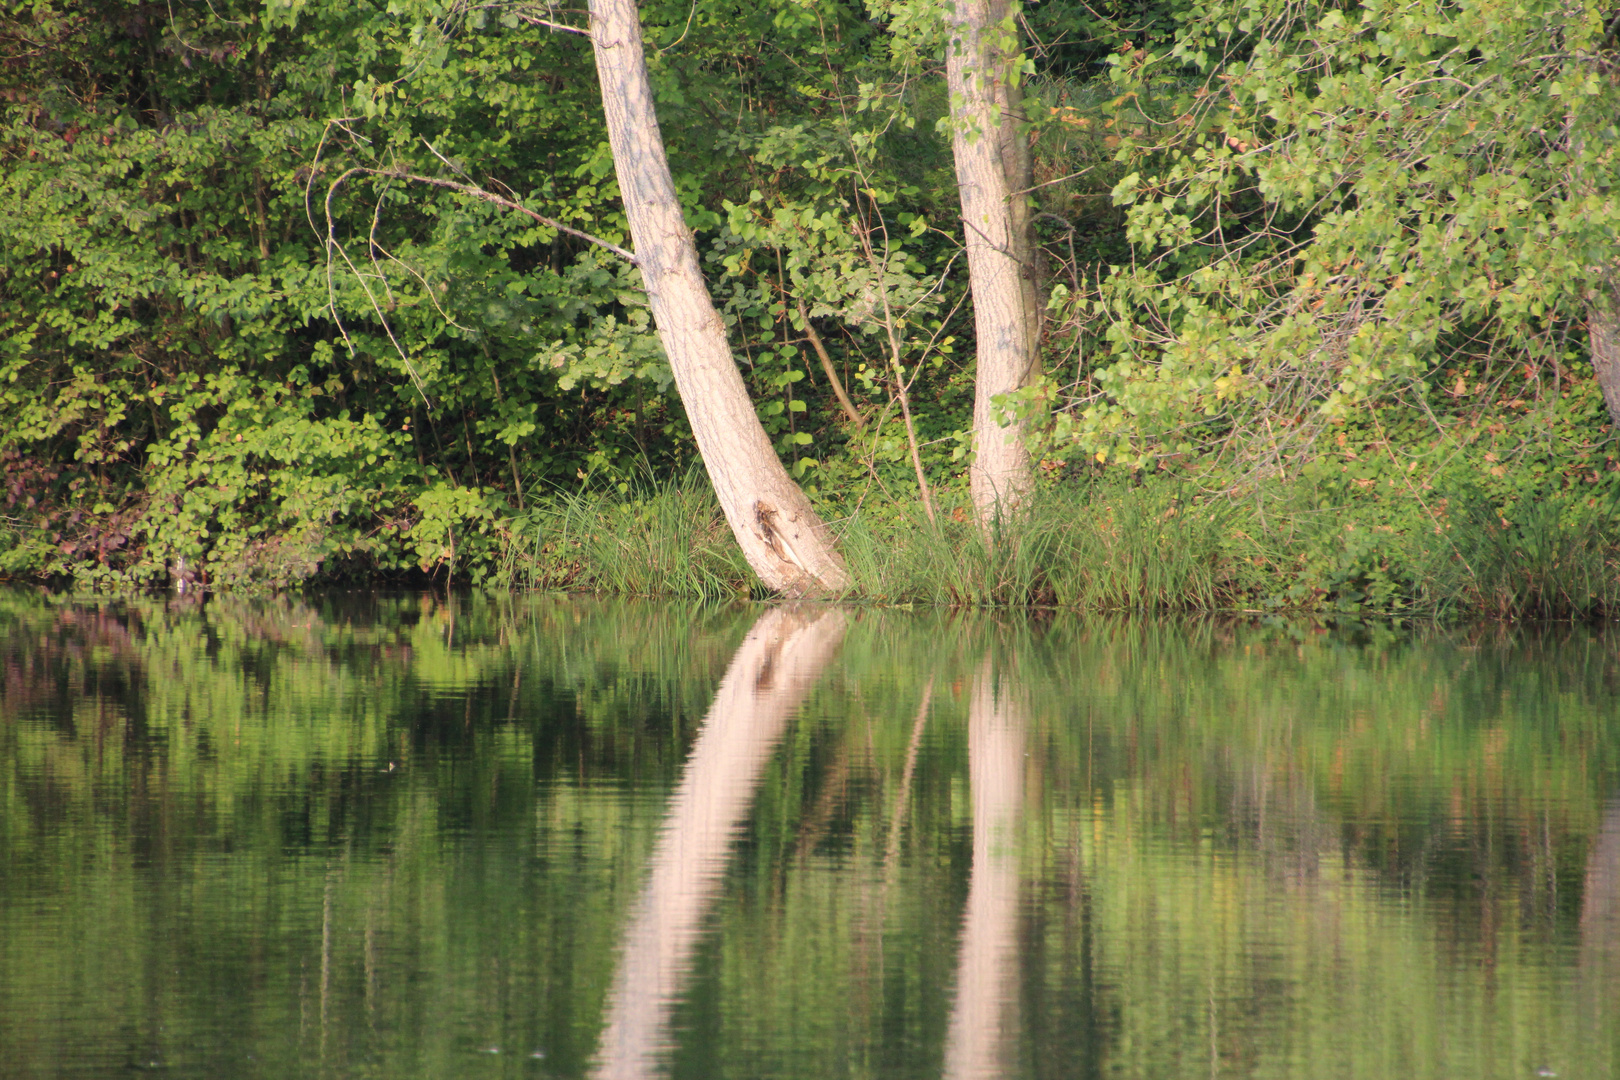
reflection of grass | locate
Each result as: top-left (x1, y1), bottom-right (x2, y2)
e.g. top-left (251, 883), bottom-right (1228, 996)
top-left (1014, 614), bottom-right (1619, 982)
top-left (1010, 614), bottom-right (1620, 1079)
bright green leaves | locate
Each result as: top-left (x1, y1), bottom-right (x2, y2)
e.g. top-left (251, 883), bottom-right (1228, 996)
top-left (129, 370), bottom-right (421, 588)
top-left (543, 256), bottom-right (671, 392)
top-left (1063, 0), bottom-right (1620, 468)
top-left (407, 480), bottom-right (500, 581)
top-left (0, 0), bottom-right (632, 584)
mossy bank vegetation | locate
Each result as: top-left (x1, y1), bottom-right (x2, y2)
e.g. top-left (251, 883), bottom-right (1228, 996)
top-left (1, 0), bottom-right (1616, 617)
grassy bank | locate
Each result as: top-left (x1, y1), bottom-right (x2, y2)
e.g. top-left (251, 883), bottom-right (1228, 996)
top-left (489, 465), bottom-right (1620, 620)
top-left (9, 422), bottom-right (1617, 619)
top-left (7, 355), bottom-right (1617, 618)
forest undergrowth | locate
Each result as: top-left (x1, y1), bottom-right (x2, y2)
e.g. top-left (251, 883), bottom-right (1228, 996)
top-left (7, 338), bottom-right (1615, 620)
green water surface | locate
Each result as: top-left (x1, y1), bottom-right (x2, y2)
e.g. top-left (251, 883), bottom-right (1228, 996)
top-left (2, 592), bottom-right (1617, 1079)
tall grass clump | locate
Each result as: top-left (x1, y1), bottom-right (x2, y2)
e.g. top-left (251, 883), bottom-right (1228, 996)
top-left (1199, 469), bottom-right (1620, 620)
top-left (838, 482), bottom-right (1230, 611)
top-left (1422, 488), bottom-right (1620, 619)
top-left (1058, 484), bottom-right (1232, 609)
top-left (498, 472), bottom-right (756, 600)
top-left (485, 462), bottom-right (1619, 620)
top-left (836, 501), bottom-right (1057, 607)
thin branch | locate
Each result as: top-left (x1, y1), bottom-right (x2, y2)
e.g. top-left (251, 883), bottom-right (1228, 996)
top-left (508, 13), bottom-right (590, 35)
top-left (858, 187), bottom-right (937, 526)
top-left (1011, 164), bottom-right (1100, 197)
top-left (323, 167), bottom-right (430, 403)
top-left (654, 0), bottom-right (699, 53)
top-left (466, 1), bottom-right (590, 35)
top-left (363, 168), bottom-right (637, 264)
top-left (797, 296), bottom-right (866, 429)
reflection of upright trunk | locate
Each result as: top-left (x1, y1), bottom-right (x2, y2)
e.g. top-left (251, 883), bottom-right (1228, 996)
top-left (1579, 799), bottom-right (1620, 988)
top-left (944, 657), bottom-right (1027, 1080)
top-left (1232, 759), bottom-right (1341, 887)
top-left (1579, 798), bottom-right (1620, 1079)
top-left (591, 606), bottom-right (848, 1080)
top-left (586, 0), bottom-right (849, 595)
top-left (945, 0), bottom-right (1040, 525)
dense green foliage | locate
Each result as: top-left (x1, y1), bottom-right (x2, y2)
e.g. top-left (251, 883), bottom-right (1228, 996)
top-left (0, 0), bottom-right (1616, 611)
top-left (1069, 0), bottom-right (1620, 455)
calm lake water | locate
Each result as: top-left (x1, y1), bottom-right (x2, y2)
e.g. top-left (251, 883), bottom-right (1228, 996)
top-left (2, 592), bottom-right (1618, 1080)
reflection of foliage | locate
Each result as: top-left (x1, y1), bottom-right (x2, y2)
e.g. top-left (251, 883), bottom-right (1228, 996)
top-left (1, 597), bottom-right (1618, 1077)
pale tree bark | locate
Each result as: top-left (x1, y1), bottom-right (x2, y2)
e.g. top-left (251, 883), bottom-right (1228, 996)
top-left (1573, 158), bottom-right (1620, 425)
top-left (591, 605), bottom-right (848, 1080)
top-left (1579, 797), bottom-right (1620, 1072)
top-left (946, 0), bottom-right (1042, 526)
top-left (1569, 54), bottom-right (1620, 427)
top-left (587, 0), bottom-right (849, 594)
top-left (1580, 799), bottom-right (1620, 958)
top-left (943, 655), bottom-right (1027, 1080)
top-left (1588, 276), bottom-right (1620, 427)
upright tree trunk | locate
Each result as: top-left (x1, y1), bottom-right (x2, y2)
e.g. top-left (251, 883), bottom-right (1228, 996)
top-left (1589, 277), bottom-right (1620, 427)
top-left (1570, 75), bottom-right (1620, 427)
top-left (587, 0), bottom-right (849, 594)
top-left (946, 0), bottom-right (1041, 526)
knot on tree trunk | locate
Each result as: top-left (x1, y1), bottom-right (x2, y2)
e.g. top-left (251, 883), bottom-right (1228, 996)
top-left (754, 499), bottom-right (815, 591)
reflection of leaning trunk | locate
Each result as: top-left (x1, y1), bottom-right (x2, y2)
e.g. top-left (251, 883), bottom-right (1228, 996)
top-left (591, 605), bottom-right (848, 1080)
top-left (944, 657), bottom-right (1027, 1080)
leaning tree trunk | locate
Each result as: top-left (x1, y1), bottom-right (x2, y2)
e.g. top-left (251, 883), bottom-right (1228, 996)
top-left (946, 0), bottom-right (1042, 527)
top-left (587, 0), bottom-right (849, 594)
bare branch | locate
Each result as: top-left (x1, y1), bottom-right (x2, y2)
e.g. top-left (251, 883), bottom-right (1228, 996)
top-left (467, 2), bottom-right (590, 35)
top-left (796, 296), bottom-right (865, 430)
top-left (322, 167), bottom-right (431, 404)
top-left (363, 168), bottom-right (637, 264)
